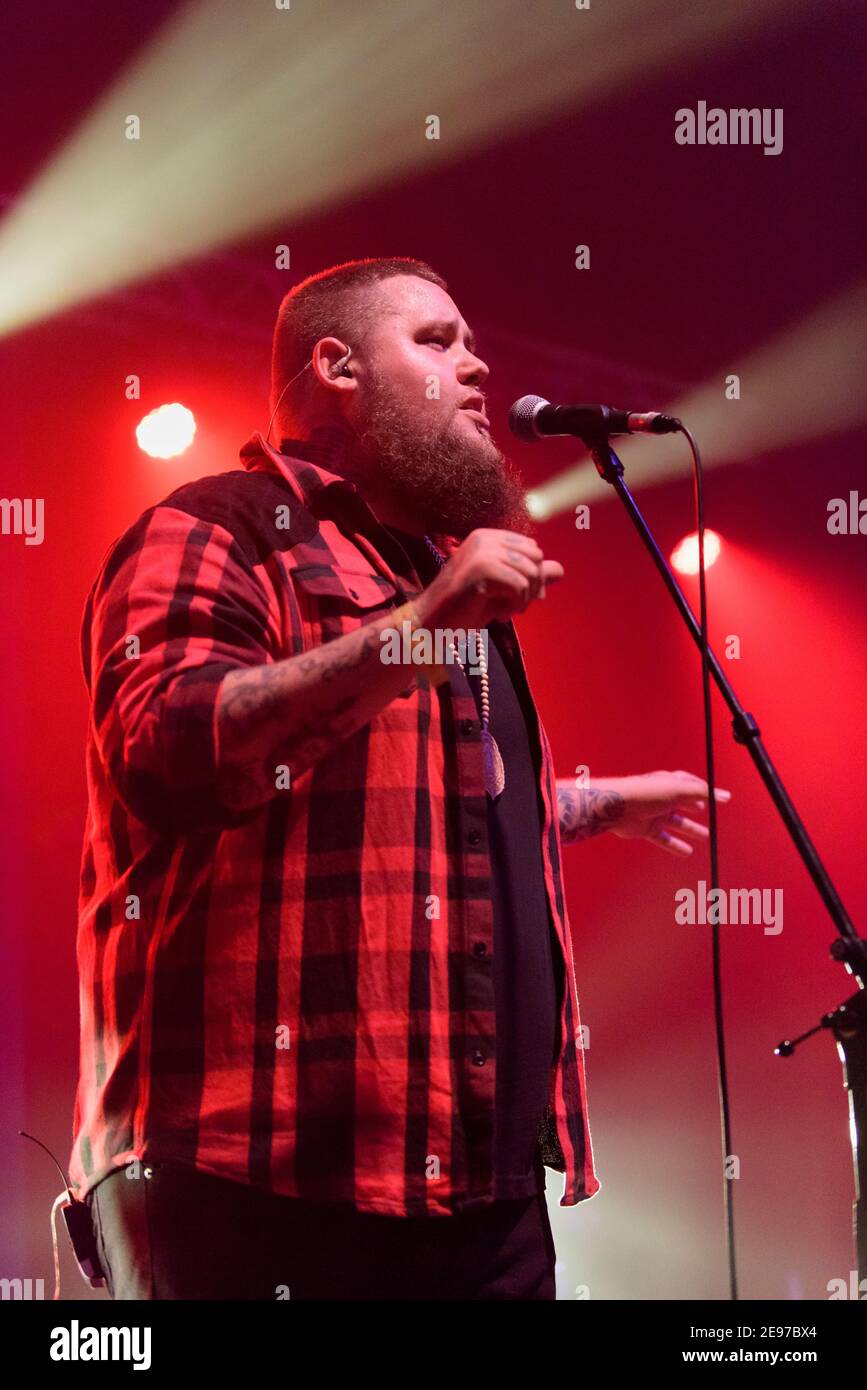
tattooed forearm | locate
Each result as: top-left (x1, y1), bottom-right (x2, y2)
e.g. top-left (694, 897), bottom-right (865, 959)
top-left (215, 608), bottom-right (426, 811)
top-left (556, 787), bottom-right (626, 844)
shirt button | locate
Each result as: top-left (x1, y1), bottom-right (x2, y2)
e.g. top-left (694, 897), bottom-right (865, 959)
top-left (472, 941), bottom-right (487, 957)
top-left (467, 829), bottom-right (481, 847)
top-left (472, 1050), bottom-right (486, 1067)
top-left (461, 718), bottom-right (475, 735)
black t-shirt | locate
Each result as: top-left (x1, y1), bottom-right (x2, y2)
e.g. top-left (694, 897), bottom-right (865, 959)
top-left (381, 527), bottom-right (563, 1199)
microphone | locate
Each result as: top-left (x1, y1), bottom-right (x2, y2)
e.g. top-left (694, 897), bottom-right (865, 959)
top-left (509, 394), bottom-right (681, 442)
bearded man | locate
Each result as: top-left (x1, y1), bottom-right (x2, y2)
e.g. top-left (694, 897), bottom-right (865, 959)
top-left (70, 256), bottom-right (728, 1300)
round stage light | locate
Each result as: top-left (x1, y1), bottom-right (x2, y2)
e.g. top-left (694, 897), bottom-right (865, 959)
top-left (136, 403), bottom-right (197, 459)
top-left (671, 529), bottom-right (722, 575)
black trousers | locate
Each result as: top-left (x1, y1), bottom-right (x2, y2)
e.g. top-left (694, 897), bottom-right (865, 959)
top-left (88, 1160), bottom-right (557, 1301)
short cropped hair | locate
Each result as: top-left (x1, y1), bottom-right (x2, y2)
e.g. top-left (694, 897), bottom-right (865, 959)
top-left (269, 257), bottom-right (448, 438)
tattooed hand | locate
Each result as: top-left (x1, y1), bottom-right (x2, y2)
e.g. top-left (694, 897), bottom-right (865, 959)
top-left (555, 783), bottom-right (625, 843)
top-left (555, 770), bottom-right (731, 855)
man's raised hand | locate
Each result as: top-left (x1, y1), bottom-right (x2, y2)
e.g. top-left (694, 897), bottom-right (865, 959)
top-left (417, 528), bottom-right (564, 629)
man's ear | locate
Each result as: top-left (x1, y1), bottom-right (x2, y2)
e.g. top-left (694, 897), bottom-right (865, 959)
top-left (311, 338), bottom-right (355, 388)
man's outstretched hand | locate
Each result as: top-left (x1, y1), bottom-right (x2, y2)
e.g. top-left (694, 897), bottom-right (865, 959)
top-left (555, 770), bottom-right (732, 855)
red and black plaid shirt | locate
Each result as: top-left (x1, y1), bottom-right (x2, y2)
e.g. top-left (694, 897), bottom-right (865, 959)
top-left (69, 430), bottom-right (600, 1216)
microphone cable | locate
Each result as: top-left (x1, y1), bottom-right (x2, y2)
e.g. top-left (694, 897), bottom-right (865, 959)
top-left (678, 423), bottom-right (737, 1302)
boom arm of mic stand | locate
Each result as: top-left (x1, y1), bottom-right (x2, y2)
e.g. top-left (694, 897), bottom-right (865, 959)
top-left (586, 436), bottom-right (866, 980)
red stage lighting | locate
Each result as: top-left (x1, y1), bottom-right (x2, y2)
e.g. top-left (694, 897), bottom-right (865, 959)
top-left (671, 529), bottom-right (722, 575)
top-left (136, 403), bottom-right (196, 459)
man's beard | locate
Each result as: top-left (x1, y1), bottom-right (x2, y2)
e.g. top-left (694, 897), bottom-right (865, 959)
top-left (350, 369), bottom-right (533, 539)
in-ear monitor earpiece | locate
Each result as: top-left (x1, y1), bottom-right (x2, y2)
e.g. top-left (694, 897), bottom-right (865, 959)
top-left (330, 346), bottom-right (352, 377)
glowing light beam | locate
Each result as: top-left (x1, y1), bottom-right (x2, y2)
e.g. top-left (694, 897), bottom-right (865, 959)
top-left (0, 0), bottom-right (807, 338)
top-left (526, 279), bottom-right (867, 520)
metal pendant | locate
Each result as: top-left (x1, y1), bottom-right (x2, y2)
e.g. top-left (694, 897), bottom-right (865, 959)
top-left (481, 727), bottom-right (506, 800)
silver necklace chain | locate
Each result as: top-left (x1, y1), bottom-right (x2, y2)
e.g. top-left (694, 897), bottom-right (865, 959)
top-left (423, 535), bottom-right (505, 799)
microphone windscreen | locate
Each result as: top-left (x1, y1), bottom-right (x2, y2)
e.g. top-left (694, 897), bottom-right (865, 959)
top-left (508, 394), bottom-right (548, 442)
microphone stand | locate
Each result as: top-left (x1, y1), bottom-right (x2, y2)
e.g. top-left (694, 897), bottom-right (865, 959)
top-left (586, 434), bottom-right (867, 1289)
